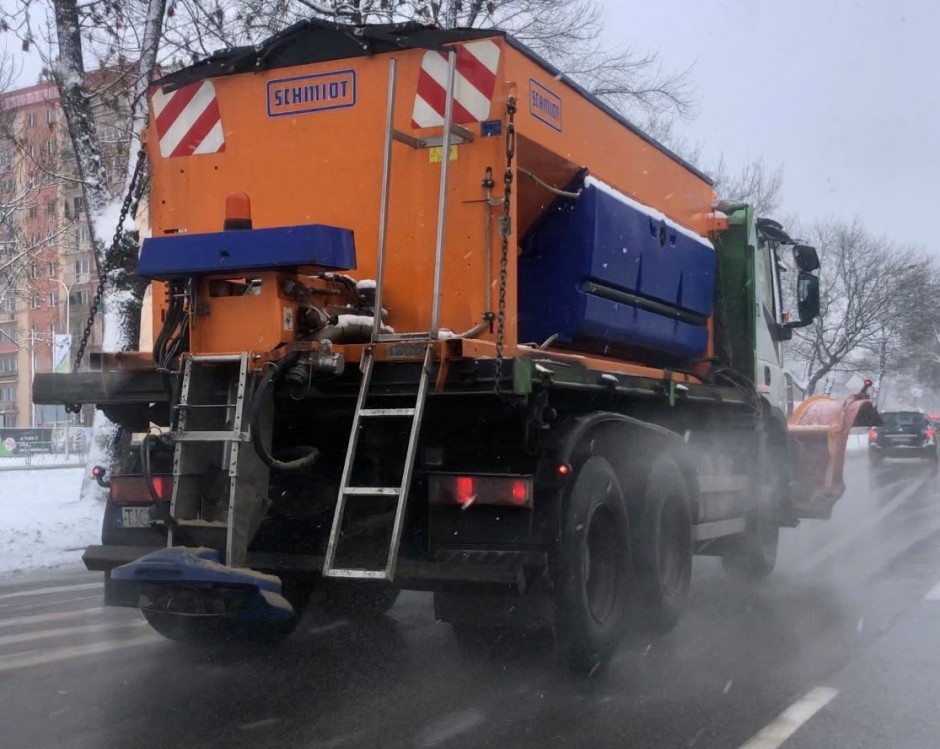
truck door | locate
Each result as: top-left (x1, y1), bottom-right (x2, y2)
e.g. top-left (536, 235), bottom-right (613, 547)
top-left (753, 235), bottom-right (787, 413)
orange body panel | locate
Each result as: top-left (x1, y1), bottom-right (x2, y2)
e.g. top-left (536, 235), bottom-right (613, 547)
top-left (146, 37), bottom-right (716, 366)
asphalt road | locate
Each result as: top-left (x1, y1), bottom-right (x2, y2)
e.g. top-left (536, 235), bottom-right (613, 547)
top-left (4, 455), bottom-right (940, 749)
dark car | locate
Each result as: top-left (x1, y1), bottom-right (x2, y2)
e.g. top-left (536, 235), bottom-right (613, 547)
top-left (868, 411), bottom-right (939, 466)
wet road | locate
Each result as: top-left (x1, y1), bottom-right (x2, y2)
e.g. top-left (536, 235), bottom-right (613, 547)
top-left (4, 456), bottom-right (940, 749)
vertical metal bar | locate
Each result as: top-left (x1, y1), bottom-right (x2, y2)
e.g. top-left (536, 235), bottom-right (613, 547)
top-left (385, 345), bottom-right (433, 580)
top-left (372, 59), bottom-right (398, 341)
top-left (430, 49), bottom-right (457, 338)
top-left (323, 350), bottom-right (375, 575)
top-left (483, 177), bottom-right (493, 313)
top-left (224, 353), bottom-right (249, 567)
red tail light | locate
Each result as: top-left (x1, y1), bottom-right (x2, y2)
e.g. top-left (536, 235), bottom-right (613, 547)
top-left (868, 428), bottom-right (878, 442)
top-left (455, 476), bottom-right (476, 506)
top-left (429, 474), bottom-right (533, 509)
top-left (927, 428), bottom-right (936, 440)
top-left (110, 475), bottom-right (173, 504)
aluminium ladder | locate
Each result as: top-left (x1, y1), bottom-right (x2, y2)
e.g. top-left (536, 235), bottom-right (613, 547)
top-left (168, 353), bottom-right (271, 568)
top-left (322, 50), bottom-right (460, 581)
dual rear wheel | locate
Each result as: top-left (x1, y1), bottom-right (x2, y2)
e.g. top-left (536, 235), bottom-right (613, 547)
top-left (554, 454), bottom-right (692, 670)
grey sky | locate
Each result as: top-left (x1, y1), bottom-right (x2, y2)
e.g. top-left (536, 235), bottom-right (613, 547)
top-left (603, 0), bottom-right (940, 249)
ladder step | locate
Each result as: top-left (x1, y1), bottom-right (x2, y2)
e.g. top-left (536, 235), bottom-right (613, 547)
top-left (359, 408), bottom-right (416, 417)
top-left (324, 569), bottom-right (390, 580)
top-left (187, 354), bottom-right (244, 363)
top-left (375, 332), bottom-right (431, 342)
top-left (344, 487), bottom-right (401, 496)
top-left (173, 430), bottom-right (249, 443)
top-left (174, 519), bottom-right (229, 528)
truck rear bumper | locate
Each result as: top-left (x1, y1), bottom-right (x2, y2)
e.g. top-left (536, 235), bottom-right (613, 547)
top-left (85, 545), bottom-right (547, 594)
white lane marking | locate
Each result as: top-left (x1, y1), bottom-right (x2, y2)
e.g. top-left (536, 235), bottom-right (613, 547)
top-left (0, 607), bottom-right (108, 629)
top-left (0, 619), bottom-right (146, 647)
top-left (0, 582), bottom-right (100, 601)
top-left (738, 686), bottom-right (839, 749)
top-left (796, 479), bottom-right (927, 572)
top-left (0, 633), bottom-right (162, 673)
top-left (239, 717), bottom-right (283, 731)
top-left (0, 594), bottom-right (101, 613)
top-left (925, 579), bottom-right (940, 600)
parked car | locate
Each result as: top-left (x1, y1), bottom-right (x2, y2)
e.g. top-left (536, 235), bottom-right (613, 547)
top-left (868, 411), bottom-right (939, 466)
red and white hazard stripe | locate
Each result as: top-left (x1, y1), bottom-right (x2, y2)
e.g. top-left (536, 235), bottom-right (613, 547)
top-left (151, 80), bottom-right (225, 158)
top-left (411, 40), bottom-right (501, 129)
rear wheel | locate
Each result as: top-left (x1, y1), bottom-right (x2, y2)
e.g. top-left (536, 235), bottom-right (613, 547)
top-left (721, 492), bottom-right (779, 581)
top-left (554, 456), bottom-right (631, 671)
top-left (633, 457), bottom-right (693, 633)
top-left (868, 450), bottom-right (883, 467)
top-left (723, 434), bottom-right (782, 581)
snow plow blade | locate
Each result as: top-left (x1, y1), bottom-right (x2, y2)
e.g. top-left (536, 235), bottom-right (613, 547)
top-left (110, 546), bottom-right (294, 621)
top-left (787, 390), bottom-right (879, 519)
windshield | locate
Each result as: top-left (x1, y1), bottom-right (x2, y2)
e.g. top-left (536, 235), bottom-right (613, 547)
top-left (881, 412), bottom-right (928, 428)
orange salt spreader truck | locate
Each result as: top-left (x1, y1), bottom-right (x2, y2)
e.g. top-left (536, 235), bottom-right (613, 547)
top-left (34, 20), bottom-right (877, 668)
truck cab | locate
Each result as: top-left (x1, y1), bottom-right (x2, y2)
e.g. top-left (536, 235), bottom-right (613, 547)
top-left (714, 204), bottom-right (820, 420)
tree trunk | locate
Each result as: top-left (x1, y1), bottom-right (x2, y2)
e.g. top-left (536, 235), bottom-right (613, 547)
top-left (50, 0), bottom-right (167, 500)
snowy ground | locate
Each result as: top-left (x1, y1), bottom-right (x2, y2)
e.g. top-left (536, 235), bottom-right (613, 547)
top-left (0, 468), bottom-right (102, 578)
top-left (0, 453), bottom-right (87, 470)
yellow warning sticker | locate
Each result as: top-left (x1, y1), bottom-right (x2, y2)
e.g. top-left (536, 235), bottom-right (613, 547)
top-left (429, 145), bottom-right (458, 163)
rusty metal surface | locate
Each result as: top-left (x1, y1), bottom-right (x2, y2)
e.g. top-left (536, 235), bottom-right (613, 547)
top-left (788, 391), bottom-right (879, 518)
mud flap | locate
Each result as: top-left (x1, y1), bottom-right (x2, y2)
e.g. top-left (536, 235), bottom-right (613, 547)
top-left (110, 546), bottom-right (294, 622)
top-left (787, 391), bottom-right (879, 519)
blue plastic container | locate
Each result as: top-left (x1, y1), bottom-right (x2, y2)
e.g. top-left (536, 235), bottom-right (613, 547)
top-left (518, 174), bottom-right (715, 363)
top-left (138, 223), bottom-right (356, 279)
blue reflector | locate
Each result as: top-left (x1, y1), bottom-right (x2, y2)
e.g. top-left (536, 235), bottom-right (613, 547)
top-left (137, 224), bottom-right (356, 279)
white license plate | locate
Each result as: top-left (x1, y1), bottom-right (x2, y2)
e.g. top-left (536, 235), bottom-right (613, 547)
top-left (120, 507), bottom-right (152, 528)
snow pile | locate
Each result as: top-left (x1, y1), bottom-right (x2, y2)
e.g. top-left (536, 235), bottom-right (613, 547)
top-left (0, 468), bottom-right (103, 577)
top-left (845, 433), bottom-right (867, 453)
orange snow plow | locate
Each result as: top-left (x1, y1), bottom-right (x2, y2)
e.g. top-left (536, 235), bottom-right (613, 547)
top-left (787, 383), bottom-right (880, 518)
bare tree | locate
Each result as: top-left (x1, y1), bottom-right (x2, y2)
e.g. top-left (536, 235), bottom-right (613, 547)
top-left (2, 0), bottom-right (167, 500)
top-left (160, 0), bottom-right (695, 120)
top-left (710, 155), bottom-right (784, 217)
top-left (787, 218), bottom-right (929, 395)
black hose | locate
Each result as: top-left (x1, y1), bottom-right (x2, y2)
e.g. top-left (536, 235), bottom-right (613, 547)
top-left (139, 434), bottom-right (180, 533)
top-left (140, 434), bottom-right (163, 505)
top-left (250, 355), bottom-right (320, 472)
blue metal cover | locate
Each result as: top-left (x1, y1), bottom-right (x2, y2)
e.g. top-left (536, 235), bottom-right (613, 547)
top-left (137, 224), bottom-right (356, 279)
top-left (519, 174), bottom-right (716, 363)
top-left (112, 546), bottom-right (294, 621)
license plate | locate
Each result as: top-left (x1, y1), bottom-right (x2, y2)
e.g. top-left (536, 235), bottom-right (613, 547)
top-left (120, 507), bottom-right (152, 528)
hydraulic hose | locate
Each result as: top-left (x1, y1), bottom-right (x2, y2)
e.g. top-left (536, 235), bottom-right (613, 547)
top-left (250, 354), bottom-right (320, 472)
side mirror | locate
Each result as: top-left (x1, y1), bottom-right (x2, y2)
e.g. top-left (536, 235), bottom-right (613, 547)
top-left (792, 244), bottom-right (820, 272)
top-left (795, 271), bottom-right (820, 325)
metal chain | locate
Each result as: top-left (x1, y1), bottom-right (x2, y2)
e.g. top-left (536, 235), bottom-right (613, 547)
top-left (494, 96), bottom-right (516, 395)
top-left (66, 148), bottom-right (147, 414)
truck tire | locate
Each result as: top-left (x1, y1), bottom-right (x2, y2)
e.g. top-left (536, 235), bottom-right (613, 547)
top-left (722, 456), bottom-right (781, 581)
top-left (633, 457), bottom-right (693, 634)
top-left (554, 456), bottom-right (631, 671)
top-left (317, 582), bottom-right (400, 620)
top-left (142, 610), bottom-right (297, 646)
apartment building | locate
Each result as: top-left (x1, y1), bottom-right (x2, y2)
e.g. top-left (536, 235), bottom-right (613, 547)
top-left (0, 75), bottom-right (132, 427)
